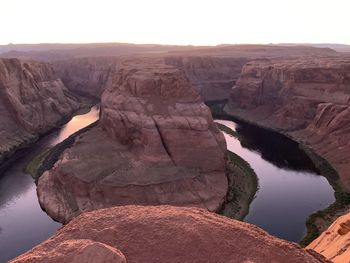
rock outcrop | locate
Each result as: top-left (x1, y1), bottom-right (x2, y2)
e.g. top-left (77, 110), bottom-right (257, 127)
top-left (226, 58), bottom-right (350, 190)
top-left (11, 239), bottom-right (126, 263)
top-left (11, 205), bottom-right (329, 263)
top-left (165, 56), bottom-right (248, 102)
top-left (0, 58), bottom-right (78, 166)
top-left (52, 57), bottom-right (116, 98)
top-left (307, 212), bottom-right (350, 263)
top-left (37, 58), bottom-right (228, 223)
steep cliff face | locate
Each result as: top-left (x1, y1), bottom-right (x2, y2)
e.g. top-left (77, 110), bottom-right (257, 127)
top-left (48, 45), bottom-right (337, 102)
top-left (0, 58), bottom-right (79, 164)
top-left (226, 58), bottom-right (350, 190)
top-left (37, 58), bottom-right (228, 223)
top-left (52, 57), bottom-right (116, 98)
top-left (11, 205), bottom-right (329, 263)
top-left (165, 56), bottom-right (248, 102)
top-left (307, 212), bottom-right (350, 263)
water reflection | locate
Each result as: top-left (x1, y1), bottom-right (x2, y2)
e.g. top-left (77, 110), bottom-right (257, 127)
top-left (216, 119), bottom-right (334, 242)
top-left (0, 106), bottom-right (100, 262)
top-left (49, 105), bottom-right (100, 146)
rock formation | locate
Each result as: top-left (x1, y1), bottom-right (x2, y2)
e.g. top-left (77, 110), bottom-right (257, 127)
top-left (11, 239), bottom-right (126, 263)
top-left (307, 212), bottom-right (350, 263)
top-left (0, 58), bottom-right (79, 166)
top-left (37, 58), bottom-right (228, 223)
top-left (226, 57), bottom-right (350, 190)
top-left (3, 44), bottom-right (337, 102)
top-left (52, 57), bottom-right (116, 98)
top-left (165, 56), bottom-right (248, 101)
top-left (11, 205), bottom-right (329, 263)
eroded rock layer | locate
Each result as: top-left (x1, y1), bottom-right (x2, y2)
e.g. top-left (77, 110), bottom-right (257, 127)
top-left (165, 56), bottom-right (248, 101)
top-left (11, 205), bottom-right (329, 263)
top-left (52, 57), bottom-right (116, 98)
top-left (307, 212), bottom-right (350, 263)
top-left (0, 58), bottom-right (78, 165)
top-left (226, 58), bottom-right (350, 190)
top-left (38, 58), bottom-right (228, 223)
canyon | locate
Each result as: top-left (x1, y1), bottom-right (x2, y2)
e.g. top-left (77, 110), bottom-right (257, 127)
top-left (1, 44), bottom-right (350, 262)
top-left (0, 58), bottom-right (78, 170)
top-left (227, 57), bottom-right (350, 192)
top-left (52, 57), bottom-right (116, 98)
top-left (221, 57), bottom-right (350, 262)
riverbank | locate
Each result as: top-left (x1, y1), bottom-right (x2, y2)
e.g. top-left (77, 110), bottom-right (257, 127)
top-left (0, 103), bottom-right (99, 262)
top-left (26, 119), bottom-right (99, 180)
top-left (219, 147), bottom-right (259, 220)
top-left (0, 95), bottom-right (96, 176)
top-left (299, 145), bottom-right (350, 246)
top-left (0, 114), bottom-right (72, 176)
top-left (216, 121), bottom-right (259, 220)
top-left (207, 101), bottom-right (349, 246)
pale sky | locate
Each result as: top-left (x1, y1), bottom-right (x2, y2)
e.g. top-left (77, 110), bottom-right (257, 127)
top-left (1, 0), bottom-right (349, 45)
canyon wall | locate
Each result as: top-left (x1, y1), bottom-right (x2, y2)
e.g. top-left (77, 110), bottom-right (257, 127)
top-left (165, 56), bottom-right (248, 101)
top-left (11, 205), bottom-right (329, 263)
top-left (51, 55), bottom-right (247, 103)
top-left (0, 58), bottom-right (79, 166)
top-left (37, 58), bottom-right (228, 223)
top-left (226, 58), bottom-right (350, 191)
top-left (4, 45), bottom-right (337, 102)
top-left (52, 57), bottom-right (116, 98)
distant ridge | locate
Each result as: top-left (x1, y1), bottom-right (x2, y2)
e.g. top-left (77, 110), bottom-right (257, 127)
top-left (276, 43), bottom-right (350, 52)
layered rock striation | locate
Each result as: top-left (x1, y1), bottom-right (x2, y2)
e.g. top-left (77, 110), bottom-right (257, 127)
top-left (165, 56), bottom-right (248, 102)
top-left (37, 58), bottom-right (228, 223)
top-left (226, 58), bottom-right (350, 190)
top-left (11, 205), bottom-right (329, 263)
top-left (0, 58), bottom-right (78, 166)
top-left (307, 212), bottom-right (350, 263)
top-left (52, 57), bottom-right (116, 98)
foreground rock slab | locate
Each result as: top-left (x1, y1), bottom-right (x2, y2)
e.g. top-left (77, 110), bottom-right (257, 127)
top-left (11, 205), bottom-right (329, 263)
top-left (38, 58), bottom-right (228, 223)
top-left (307, 212), bottom-right (350, 263)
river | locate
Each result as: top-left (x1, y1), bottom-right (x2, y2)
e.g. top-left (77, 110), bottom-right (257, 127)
top-left (215, 119), bottom-right (335, 242)
top-left (0, 108), bottom-right (335, 261)
top-left (0, 106), bottom-right (99, 262)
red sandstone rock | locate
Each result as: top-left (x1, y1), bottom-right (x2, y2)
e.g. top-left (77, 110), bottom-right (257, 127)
top-left (52, 57), bottom-right (116, 98)
top-left (227, 57), bottom-right (350, 190)
top-left (307, 212), bottom-right (350, 263)
top-left (0, 58), bottom-right (79, 164)
top-left (11, 205), bottom-right (329, 263)
top-left (11, 239), bottom-right (126, 263)
top-left (164, 56), bottom-right (248, 101)
top-left (37, 58), bottom-right (228, 223)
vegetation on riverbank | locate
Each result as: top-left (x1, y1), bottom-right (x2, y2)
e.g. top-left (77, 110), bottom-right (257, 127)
top-left (24, 97), bottom-right (98, 179)
top-left (25, 149), bottom-right (52, 179)
top-left (220, 150), bottom-right (259, 220)
top-left (216, 123), bottom-right (240, 139)
top-left (215, 112), bottom-right (259, 220)
top-left (1, 94), bottom-right (97, 176)
top-left (26, 121), bottom-right (99, 181)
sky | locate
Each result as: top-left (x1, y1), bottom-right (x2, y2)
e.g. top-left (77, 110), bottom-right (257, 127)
top-left (0, 0), bottom-right (349, 45)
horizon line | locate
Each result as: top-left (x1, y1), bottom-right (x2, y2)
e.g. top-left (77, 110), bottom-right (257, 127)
top-left (1, 42), bottom-right (350, 47)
